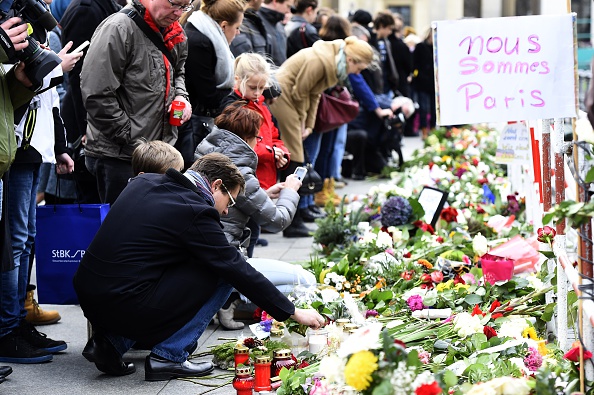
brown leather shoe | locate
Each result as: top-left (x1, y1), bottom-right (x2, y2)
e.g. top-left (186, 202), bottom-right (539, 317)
top-left (25, 290), bottom-right (61, 325)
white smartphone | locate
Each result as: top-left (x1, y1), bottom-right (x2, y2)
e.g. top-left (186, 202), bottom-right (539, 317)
top-left (294, 166), bottom-right (308, 181)
top-left (71, 40), bottom-right (90, 55)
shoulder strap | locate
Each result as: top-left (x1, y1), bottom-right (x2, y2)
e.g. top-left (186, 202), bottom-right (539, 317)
top-left (120, 8), bottom-right (174, 65)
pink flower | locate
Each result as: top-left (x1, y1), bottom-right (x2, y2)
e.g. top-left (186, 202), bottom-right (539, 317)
top-left (385, 248), bottom-right (395, 256)
top-left (418, 350), bottom-right (431, 364)
top-left (430, 271), bottom-right (444, 283)
top-left (461, 273), bottom-right (476, 285)
top-left (407, 295), bottom-right (426, 311)
top-left (524, 347), bottom-right (543, 371)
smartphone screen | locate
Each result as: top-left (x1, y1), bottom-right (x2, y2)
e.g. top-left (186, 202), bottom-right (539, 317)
top-left (294, 166), bottom-right (307, 180)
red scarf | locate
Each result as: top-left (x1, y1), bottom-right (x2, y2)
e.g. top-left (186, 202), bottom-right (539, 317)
top-left (143, 10), bottom-right (186, 99)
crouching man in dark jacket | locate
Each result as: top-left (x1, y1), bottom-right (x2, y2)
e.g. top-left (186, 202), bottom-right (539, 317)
top-left (74, 153), bottom-right (324, 381)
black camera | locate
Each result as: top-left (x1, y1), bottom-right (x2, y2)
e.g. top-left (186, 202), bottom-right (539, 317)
top-left (0, 0), bottom-right (61, 87)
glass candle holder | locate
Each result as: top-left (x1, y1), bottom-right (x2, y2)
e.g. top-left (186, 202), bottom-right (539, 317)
top-left (234, 344), bottom-right (250, 367)
top-left (233, 365), bottom-right (254, 395)
top-left (307, 328), bottom-right (329, 354)
top-left (253, 355), bottom-right (272, 392)
top-left (271, 349), bottom-right (295, 377)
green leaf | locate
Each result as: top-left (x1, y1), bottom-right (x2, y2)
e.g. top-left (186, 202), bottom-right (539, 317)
top-left (585, 166), bottom-right (594, 183)
top-left (442, 369), bottom-right (458, 387)
top-left (464, 293), bottom-right (483, 305)
top-left (539, 250), bottom-right (556, 259)
top-left (372, 379), bottom-right (395, 395)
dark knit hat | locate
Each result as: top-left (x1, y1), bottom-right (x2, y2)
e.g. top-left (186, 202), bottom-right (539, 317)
top-left (350, 9), bottom-right (373, 27)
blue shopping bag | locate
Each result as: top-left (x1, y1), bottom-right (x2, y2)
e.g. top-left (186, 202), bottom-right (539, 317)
top-left (35, 204), bottom-right (110, 304)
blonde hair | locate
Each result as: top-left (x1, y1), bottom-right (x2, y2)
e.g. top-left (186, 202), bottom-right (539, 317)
top-left (132, 140), bottom-right (184, 175)
top-left (234, 53), bottom-right (272, 97)
top-left (201, 0), bottom-right (246, 24)
top-left (343, 36), bottom-right (374, 65)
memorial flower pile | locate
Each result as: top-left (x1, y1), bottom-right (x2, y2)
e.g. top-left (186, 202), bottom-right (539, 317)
top-left (273, 125), bottom-right (580, 394)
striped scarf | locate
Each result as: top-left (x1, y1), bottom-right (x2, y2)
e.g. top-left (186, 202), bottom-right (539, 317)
top-left (184, 169), bottom-right (215, 207)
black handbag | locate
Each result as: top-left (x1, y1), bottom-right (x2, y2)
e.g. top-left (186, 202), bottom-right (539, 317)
top-left (174, 114), bottom-right (214, 168)
top-left (298, 150), bottom-right (323, 195)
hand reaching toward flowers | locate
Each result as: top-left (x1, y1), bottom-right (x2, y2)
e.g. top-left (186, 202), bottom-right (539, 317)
top-left (291, 308), bottom-right (325, 329)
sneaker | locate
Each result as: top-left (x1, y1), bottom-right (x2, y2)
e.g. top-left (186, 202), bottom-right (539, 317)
top-left (0, 331), bottom-right (53, 364)
top-left (18, 321), bottom-right (67, 353)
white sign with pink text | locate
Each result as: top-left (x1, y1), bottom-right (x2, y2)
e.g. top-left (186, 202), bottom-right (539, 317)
top-left (434, 14), bottom-right (576, 125)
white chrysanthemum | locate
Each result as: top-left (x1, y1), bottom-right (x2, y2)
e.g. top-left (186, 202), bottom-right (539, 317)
top-left (337, 323), bottom-right (382, 358)
top-left (526, 275), bottom-right (545, 291)
top-left (318, 355), bottom-right (346, 384)
top-left (488, 376), bottom-right (531, 395)
top-left (376, 231), bottom-right (393, 249)
top-left (453, 312), bottom-right (484, 338)
top-left (498, 316), bottom-right (530, 340)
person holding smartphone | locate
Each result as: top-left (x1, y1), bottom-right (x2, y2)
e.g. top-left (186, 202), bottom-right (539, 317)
top-left (195, 102), bottom-right (316, 330)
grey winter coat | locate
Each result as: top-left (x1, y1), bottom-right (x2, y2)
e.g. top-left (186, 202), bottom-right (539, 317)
top-left (81, 0), bottom-right (189, 161)
top-left (194, 126), bottom-right (299, 247)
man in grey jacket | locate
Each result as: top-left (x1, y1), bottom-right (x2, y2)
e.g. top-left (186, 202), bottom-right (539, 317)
top-left (81, 0), bottom-right (191, 204)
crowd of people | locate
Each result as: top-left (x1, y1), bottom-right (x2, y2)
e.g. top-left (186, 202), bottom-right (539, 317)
top-left (0, 0), bottom-right (437, 384)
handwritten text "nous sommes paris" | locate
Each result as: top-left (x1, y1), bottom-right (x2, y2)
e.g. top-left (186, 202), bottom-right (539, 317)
top-left (455, 35), bottom-right (547, 112)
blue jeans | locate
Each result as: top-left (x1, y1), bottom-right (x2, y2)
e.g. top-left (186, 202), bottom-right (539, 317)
top-left (331, 124), bottom-right (347, 180)
top-left (106, 281), bottom-right (233, 363)
top-left (0, 163), bottom-right (40, 338)
top-left (299, 133), bottom-right (322, 209)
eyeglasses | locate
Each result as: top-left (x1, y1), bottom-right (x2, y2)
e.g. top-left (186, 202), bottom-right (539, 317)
top-left (167, 0), bottom-right (193, 12)
top-left (255, 135), bottom-right (263, 142)
top-left (221, 183), bottom-right (236, 208)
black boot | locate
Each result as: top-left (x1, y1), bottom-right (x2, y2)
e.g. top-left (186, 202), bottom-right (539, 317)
top-left (283, 209), bottom-right (311, 238)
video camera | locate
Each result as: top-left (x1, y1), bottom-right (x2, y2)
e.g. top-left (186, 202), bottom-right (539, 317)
top-left (0, 0), bottom-right (61, 87)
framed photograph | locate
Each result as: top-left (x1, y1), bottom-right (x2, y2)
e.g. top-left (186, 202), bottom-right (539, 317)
top-left (417, 186), bottom-right (448, 227)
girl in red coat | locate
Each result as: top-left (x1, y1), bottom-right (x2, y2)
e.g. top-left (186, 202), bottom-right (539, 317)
top-left (220, 53), bottom-right (291, 258)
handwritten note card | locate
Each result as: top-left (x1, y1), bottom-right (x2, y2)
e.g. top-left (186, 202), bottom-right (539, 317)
top-left (495, 123), bottom-right (532, 164)
top-left (434, 14), bottom-right (576, 125)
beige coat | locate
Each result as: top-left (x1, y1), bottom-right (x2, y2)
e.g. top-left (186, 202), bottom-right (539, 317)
top-left (270, 40), bottom-right (341, 163)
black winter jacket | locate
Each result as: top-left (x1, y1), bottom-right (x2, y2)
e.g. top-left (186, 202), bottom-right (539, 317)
top-left (74, 170), bottom-right (295, 346)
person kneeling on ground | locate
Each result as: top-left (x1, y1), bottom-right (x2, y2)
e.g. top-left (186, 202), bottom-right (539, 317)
top-left (73, 152), bottom-right (324, 381)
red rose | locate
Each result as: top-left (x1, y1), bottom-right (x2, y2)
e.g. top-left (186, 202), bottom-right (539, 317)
top-left (537, 225), bottom-right (556, 244)
top-left (420, 273), bottom-right (432, 283)
top-left (404, 251), bottom-right (412, 258)
top-left (471, 305), bottom-right (484, 317)
top-left (472, 157), bottom-right (479, 166)
top-left (492, 313), bottom-right (503, 319)
top-left (564, 347), bottom-right (593, 362)
top-left (428, 162), bottom-right (434, 169)
top-left (440, 207), bottom-right (458, 223)
top-left (253, 307), bottom-right (263, 321)
top-left (476, 205), bottom-right (485, 214)
top-left (297, 360), bottom-right (310, 369)
top-left (436, 236), bottom-right (444, 243)
top-left (453, 275), bottom-right (465, 285)
top-left (489, 300), bottom-right (501, 313)
top-left (415, 381), bottom-right (442, 395)
top-left (414, 220), bottom-right (435, 235)
top-left (401, 270), bottom-right (414, 281)
top-left (483, 325), bottom-right (497, 339)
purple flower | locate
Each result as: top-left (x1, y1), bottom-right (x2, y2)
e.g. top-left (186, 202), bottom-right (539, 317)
top-left (365, 309), bottom-right (379, 318)
top-left (407, 295), bottom-right (426, 311)
top-left (260, 319), bottom-right (273, 332)
top-left (380, 196), bottom-right (412, 227)
top-left (524, 347), bottom-right (543, 371)
top-left (507, 195), bottom-right (520, 214)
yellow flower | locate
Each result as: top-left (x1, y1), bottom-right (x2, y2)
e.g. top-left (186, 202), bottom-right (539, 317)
top-left (344, 350), bottom-right (378, 391)
top-left (454, 283), bottom-right (469, 291)
top-left (522, 326), bottom-right (537, 340)
top-left (436, 282), bottom-right (449, 292)
top-left (537, 340), bottom-right (549, 356)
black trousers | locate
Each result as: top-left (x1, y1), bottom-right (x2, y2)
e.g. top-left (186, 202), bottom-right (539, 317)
top-left (85, 156), bottom-right (133, 205)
